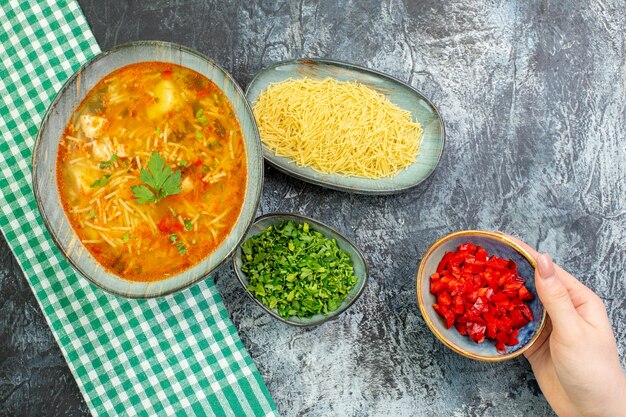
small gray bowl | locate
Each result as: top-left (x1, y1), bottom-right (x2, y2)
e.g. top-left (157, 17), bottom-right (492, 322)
top-left (32, 41), bottom-right (263, 298)
top-left (232, 213), bottom-right (368, 326)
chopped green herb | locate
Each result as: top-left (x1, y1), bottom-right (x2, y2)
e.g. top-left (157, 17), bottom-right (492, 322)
top-left (201, 165), bottom-right (209, 173)
top-left (155, 128), bottom-right (162, 135)
top-left (195, 108), bottom-right (209, 125)
top-left (184, 219), bottom-right (192, 231)
top-left (195, 129), bottom-right (203, 140)
top-left (99, 155), bottom-right (119, 169)
top-left (240, 221), bottom-right (358, 319)
top-left (179, 160), bottom-right (187, 167)
top-left (122, 233), bottom-right (130, 243)
top-left (88, 209), bottom-right (96, 219)
top-left (131, 151), bottom-right (182, 204)
top-left (90, 174), bottom-right (111, 188)
top-left (169, 233), bottom-right (186, 254)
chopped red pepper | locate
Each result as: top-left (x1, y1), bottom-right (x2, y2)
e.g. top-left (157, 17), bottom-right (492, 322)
top-left (157, 216), bottom-right (183, 234)
top-left (430, 243), bottom-right (535, 353)
top-left (161, 69), bottom-right (173, 79)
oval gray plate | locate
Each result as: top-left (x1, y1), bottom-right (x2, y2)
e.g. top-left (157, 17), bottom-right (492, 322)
top-left (232, 213), bottom-right (368, 327)
top-left (246, 58), bottom-right (445, 194)
top-left (32, 41), bottom-right (264, 298)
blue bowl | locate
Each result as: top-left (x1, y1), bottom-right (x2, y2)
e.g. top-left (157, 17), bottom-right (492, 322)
top-left (416, 230), bottom-right (546, 361)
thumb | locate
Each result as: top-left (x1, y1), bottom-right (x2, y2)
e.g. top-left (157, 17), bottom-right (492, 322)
top-left (535, 253), bottom-right (579, 331)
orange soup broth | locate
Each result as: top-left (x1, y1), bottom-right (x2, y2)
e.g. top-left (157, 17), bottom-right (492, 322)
top-left (56, 62), bottom-right (247, 281)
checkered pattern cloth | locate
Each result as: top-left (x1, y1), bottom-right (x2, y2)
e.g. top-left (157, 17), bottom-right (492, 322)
top-left (0, 1), bottom-right (278, 416)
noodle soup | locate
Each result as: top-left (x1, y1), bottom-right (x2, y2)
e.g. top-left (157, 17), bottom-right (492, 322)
top-left (56, 62), bottom-right (247, 282)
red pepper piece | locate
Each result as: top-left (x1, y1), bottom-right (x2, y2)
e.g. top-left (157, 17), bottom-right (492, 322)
top-left (510, 309), bottom-right (529, 329)
top-left (467, 290), bottom-right (479, 303)
top-left (468, 322), bottom-right (486, 343)
top-left (453, 296), bottom-right (465, 314)
top-left (161, 69), bottom-right (173, 79)
top-left (450, 265), bottom-right (462, 279)
top-left (506, 333), bottom-right (519, 346)
top-left (520, 304), bottom-right (534, 321)
top-left (432, 303), bottom-right (444, 316)
top-left (443, 310), bottom-right (455, 329)
top-left (488, 257), bottom-right (510, 271)
top-left (475, 248), bottom-right (488, 262)
top-left (503, 281), bottom-right (524, 294)
top-left (430, 278), bottom-right (443, 294)
top-left (440, 275), bottom-right (453, 292)
top-left (484, 313), bottom-right (497, 339)
top-left (437, 252), bottom-right (454, 273)
top-left (464, 257), bottom-right (486, 274)
top-left (438, 292), bottom-right (452, 307)
top-left (518, 286), bottom-right (534, 301)
top-left (458, 242), bottom-right (477, 254)
top-left (158, 217), bottom-right (183, 234)
top-left (450, 283), bottom-right (465, 297)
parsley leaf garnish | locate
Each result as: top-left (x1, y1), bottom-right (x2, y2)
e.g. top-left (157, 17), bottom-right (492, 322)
top-left (131, 151), bottom-right (182, 204)
top-left (90, 174), bottom-right (111, 188)
top-left (99, 154), bottom-right (119, 169)
top-left (184, 219), bottom-right (192, 231)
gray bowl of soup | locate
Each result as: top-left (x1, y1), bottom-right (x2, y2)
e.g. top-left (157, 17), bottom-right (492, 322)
top-left (33, 41), bottom-right (263, 298)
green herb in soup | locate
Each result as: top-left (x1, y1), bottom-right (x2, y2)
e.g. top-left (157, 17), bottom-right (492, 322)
top-left (241, 221), bottom-right (358, 319)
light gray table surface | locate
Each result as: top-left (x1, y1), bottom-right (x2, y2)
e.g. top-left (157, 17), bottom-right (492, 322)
top-left (1, 1), bottom-right (624, 416)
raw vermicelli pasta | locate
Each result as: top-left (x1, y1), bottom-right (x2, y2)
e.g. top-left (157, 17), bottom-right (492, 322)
top-left (253, 77), bottom-right (423, 179)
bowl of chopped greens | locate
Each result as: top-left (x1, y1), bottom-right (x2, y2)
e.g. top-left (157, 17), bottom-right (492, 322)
top-left (232, 213), bottom-right (368, 326)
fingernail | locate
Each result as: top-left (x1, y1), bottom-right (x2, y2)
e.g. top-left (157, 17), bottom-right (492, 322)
top-left (537, 253), bottom-right (556, 281)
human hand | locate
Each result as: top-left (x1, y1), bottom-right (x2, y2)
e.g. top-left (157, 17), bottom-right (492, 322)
top-left (502, 234), bottom-right (626, 417)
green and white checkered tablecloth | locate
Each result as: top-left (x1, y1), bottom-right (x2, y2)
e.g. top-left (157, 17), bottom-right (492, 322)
top-left (0, 1), bottom-right (278, 415)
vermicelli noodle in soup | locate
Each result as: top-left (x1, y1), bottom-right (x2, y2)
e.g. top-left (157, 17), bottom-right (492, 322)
top-left (56, 62), bottom-right (247, 282)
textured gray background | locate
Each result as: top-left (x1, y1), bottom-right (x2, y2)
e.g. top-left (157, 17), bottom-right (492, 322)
top-left (1, 1), bottom-right (625, 416)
